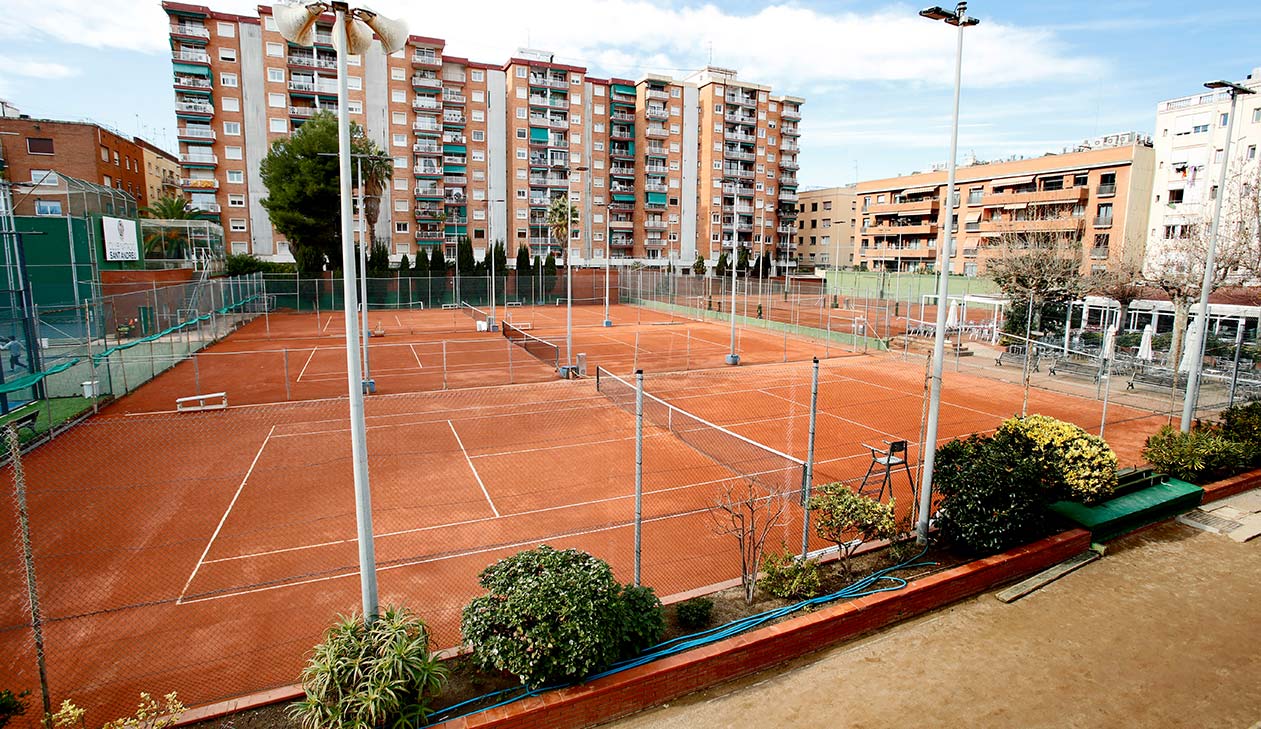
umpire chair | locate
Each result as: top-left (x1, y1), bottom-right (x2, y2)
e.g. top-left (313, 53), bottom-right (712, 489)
top-left (859, 440), bottom-right (914, 501)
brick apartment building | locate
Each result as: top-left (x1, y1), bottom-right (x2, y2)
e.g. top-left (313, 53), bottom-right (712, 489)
top-left (163, 2), bottom-right (804, 270)
top-left (0, 116), bottom-right (150, 216)
top-left (853, 135), bottom-right (1155, 276)
top-left (134, 137), bottom-right (181, 206)
top-left (793, 185), bottom-right (857, 270)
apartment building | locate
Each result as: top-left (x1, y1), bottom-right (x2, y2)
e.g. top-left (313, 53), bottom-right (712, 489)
top-left (0, 116), bottom-right (149, 215)
top-left (794, 186), bottom-right (857, 269)
top-left (1144, 67), bottom-right (1261, 274)
top-left (135, 138), bottom-right (181, 204)
top-left (854, 136), bottom-right (1154, 276)
top-left (162, 3), bottom-right (803, 269)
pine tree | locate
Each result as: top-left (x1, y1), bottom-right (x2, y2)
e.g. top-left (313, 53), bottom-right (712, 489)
top-left (398, 254), bottom-right (410, 277)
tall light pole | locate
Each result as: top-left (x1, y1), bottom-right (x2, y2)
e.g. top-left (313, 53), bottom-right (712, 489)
top-left (603, 201), bottom-right (613, 327)
top-left (915, 2), bottom-right (978, 545)
top-left (567, 165), bottom-right (588, 367)
top-left (726, 238), bottom-right (740, 365)
top-left (274, 1), bottom-right (407, 621)
top-left (487, 197), bottom-right (505, 330)
top-left (1180, 79), bottom-right (1255, 431)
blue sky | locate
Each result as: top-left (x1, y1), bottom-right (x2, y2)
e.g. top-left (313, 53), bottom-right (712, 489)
top-left (1, 0), bottom-right (1258, 187)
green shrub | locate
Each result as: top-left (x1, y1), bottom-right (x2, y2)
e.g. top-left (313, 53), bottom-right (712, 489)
top-left (997, 414), bottom-right (1118, 503)
top-left (1221, 401), bottom-right (1261, 467)
top-left (675, 597), bottom-right (714, 631)
top-left (52, 692), bottom-right (184, 729)
top-left (1142, 425), bottom-right (1248, 483)
top-left (613, 584), bottom-right (666, 657)
top-left (289, 606), bottom-right (446, 729)
top-left (808, 484), bottom-right (897, 575)
top-left (461, 545), bottom-right (659, 688)
top-left (224, 253), bottom-right (296, 276)
top-left (0, 690), bottom-right (27, 729)
top-left (758, 549), bottom-right (821, 600)
top-left (935, 433), bottom-right (1053, 555)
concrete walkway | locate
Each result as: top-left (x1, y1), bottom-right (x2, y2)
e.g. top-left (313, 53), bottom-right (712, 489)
top-left (609, 520), bottom-right (1261, 729)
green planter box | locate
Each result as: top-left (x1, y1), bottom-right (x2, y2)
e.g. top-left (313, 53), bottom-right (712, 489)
top-left (1049, 476), bottom-right (1203, 542)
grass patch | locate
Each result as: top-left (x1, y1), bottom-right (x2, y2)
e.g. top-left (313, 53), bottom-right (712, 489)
top-left (0, 397), bottom-right (94, 442)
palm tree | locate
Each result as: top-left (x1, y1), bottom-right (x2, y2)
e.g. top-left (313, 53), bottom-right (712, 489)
top-left (352, 132), bottom-right (393, 239)
top-left (546, 195), bottom-right (577, 264)
top-left (140, 195), bottom-right (195, 258)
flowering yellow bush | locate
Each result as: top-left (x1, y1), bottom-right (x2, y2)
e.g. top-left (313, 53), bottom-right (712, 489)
top-left (997, 414), bottom-right (1118, 504)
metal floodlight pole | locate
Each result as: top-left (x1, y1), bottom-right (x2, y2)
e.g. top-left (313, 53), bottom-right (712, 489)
top-left (726, 243), bottom-right (740, 365)
top-left (604, 203), bottom-right (613, 326)
top-left (356, 157), bottom-right (371, 385)
top-left (915, 1), bottom-right (977, 545)
top-left (1180, 80), bottom-right (1254, 431)
top-left (634, 369), bottom-right (644, 586)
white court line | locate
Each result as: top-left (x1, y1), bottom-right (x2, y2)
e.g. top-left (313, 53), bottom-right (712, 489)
top-left (177, 424), bottom-right (276, 603)
top-left (395, 314), bottom-right (403, 328)
top-left (409, 343), bottom-right (423, 368)
top-left (295, 347), bottom-right (318, 382)
top-left (322, 314), bottom-right (335, 332)
top-left (757, 387), bottom-right (902, 441)
top-left (448, 420), bottom-right (500, 517)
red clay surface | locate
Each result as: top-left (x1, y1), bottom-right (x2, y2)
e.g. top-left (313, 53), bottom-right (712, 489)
top-left (0, 304), bottom-right (1168, 722)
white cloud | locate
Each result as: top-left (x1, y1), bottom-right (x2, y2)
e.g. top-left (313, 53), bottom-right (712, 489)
top-left (0, 56), bottom-right (78, 80)
top-left (0, 0), bottom-right (1104, 91)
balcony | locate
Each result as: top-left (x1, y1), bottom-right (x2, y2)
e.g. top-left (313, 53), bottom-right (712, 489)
top-left (443, 92), bottom-right (465, 105)
top-left (289, 105), bottom-right (337, 118)
top-left (725, 93), bottom-right (755, 107)
top-left (415, 228), bottom-right (444, 240)
top-left (444, 175), bottom-right (468, 185)
top-left (868, 223), bottom-right (937, 236)
top-left (724, 168), bottom-right (754, 180)
top-left (644, 145), bottom-right (667, 157)
top-left (611, 92), bottom-right (636, 104)
top-left (645, 107), bottom-right (668, 120)
top-left (610, 147), bottom-right (634, 159)
top-left (645, 88), bottom-right (669, 101)
top-left (530, 175), bottom-right (568, 186)
top-left (732, 204), bottom-right (754, 214)
top-left (643, 182), bottom-right (668, 193)
top-left (411, 75), bottom-right (443, 89)
top-left (180, 178), bottom-right (219, 190)
top-left (1090, 247), bottom-right (1110, 260)
top-left (413, 97), bottom-right (441, 110)
top-left (645, 127), bottom-right (669, 139)
top-left (782, 123), bottom-right (800, 136)
top-left (414, 186), bottom-right (442, 197)
top-left (175, 100), bottom-right (214, 114)
top-left (188, 202), bottom-right (220, 213)
top-left (173, 76), bottom-right (212, 89)
top-left (725, 111), bottom-right (756, 125)
top-left (178, 127), bottom-right (215, 140)
top-left (979, 218), bottom-right (1084, 234)
top-left (779, 190), bottom-right (798, 202)
top-left (609, 237), bottom-right (634, 248)
top-left (290, 79), bottom-right (338, 95)
top-left (781, 107), bottom-right (801, 120)
top-left (779, 157), bottom-right (800, 170)
top-left (442, 133), bottom-right (466, 144)
top-left (442, 155), bottom-right (467, 165)
top-left (723, 183), bottom-right (754, 196)
top-left (1093, 216), bottom-right (1114, 228)
top-left (1097, 183), bottom-right (1117, 197)
top-left (724, 147), bottom-right (754, 161)
top-left (610, 126), bottom-right (634, 140)
top-left (643, 164), bottom-right (668, 175)
top-left (530, 75), bottom-right (569, 90)
top-left (288, 55), bottom-right (337, 71)
top-left (415, 206), bottom-right (443, 217)
top-left (726, 131), bottom-right (756, 143)
top-left (313, 32), bottom-right (333, 45)
top-left (170, 23), bottom-right (210, 38)
top-left (867, 198), bottom-right (938, 215)
top-left (609, 219), bottom-right (634, 230)
top-left (609, 183), bottom-right (635, 194)
top-left (445, 190), bottom-right (466, 203)
top-left (413, 165), bottom-right (441, 176)
top-left (777, 224), bottom-right (795, 234)
top-left (413, 142), bottom-right (441, 154)
top-left (173, 49), bottom-right (210, 63)
top-left (780, 175), bottom-right (797, 186)
top-left (180, 152), bottom-right (218, 165)
top-left (983, 186), bottom-right (1087, 206)
top-left (609, 165), bottom-right (635, 176)
top-left (412, 52), bottom-right (441, 67)
top-left (413, 120), bottom-right (441, 132)
top-left (611, 111), bottom-right (635, 123)
top-left (643, 220), bottom-right (667, 230)
top-left (781, 141), bottom-right (800, 152)
top-left (443, 113), bottom-right (466, 125)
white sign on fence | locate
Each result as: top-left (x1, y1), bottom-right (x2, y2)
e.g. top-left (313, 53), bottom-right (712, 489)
top-left (102, 216), bottom-right (140, 261)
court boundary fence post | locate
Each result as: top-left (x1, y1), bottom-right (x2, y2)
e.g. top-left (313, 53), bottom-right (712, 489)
top-left (6, 425), bottom-right (52, 723)
top-left (442, 341), bottom-right (447, 390)
top-left (801, 357), bottom-right (819, 559)
top-left (634, 369), bottom-right (644, 587)
top-left (283, 349), bottom-right (291, 401)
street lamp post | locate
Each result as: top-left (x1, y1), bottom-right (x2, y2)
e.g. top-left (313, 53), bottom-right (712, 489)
top-left (914, 2), bottom-right (978, 545)
top-left (1180, 79), bottom-right (1255, 431)
top-left (274, 0), bottom-right (407, 621)
top-left (567, 165), bottom-right (588, 368)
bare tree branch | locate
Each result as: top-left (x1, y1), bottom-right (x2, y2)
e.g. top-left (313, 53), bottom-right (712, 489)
top-left (709, 480), bottom-right (788, 604)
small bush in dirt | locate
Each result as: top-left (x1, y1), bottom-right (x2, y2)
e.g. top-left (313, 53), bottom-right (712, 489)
top-left (935, 434), bottom-right (1052, 555)
top-left (808, 484), bottom-right (897, 576)
top-left (613, 584), bottom-right (666, 657)
top-left (51, 692), bottom-right (184, 729)
top-left (289, 606), bottom-right (446, 729)
top-left (675, 597), bottom-right (714, 631)
top-left (1221, 401), bottom-right (1261, 467)
top-left (462, 545), bottom-right (661, 688)
top-left (758, 549), bottom-right (821, 600)
top-left (998, 414), bottom-right (1118, 503)
top-left (1142, 424), bottom-right (1248, 483)
top-left (0, 690), bottom-right (27, 729)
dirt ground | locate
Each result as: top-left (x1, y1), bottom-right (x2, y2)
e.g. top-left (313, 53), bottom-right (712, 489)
top-left (606, 520), bottom-right (1261, 729)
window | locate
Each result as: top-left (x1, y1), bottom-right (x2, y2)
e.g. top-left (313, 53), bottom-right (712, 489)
top-left (471, 110), bottom-right (484, 122)
top-left (393, 199), bottom-right (408, 212)
top-left (266, 42), bottom-right (283, 57)
top-left (1220, 113), bottom-right (1229, 127)
top-left (220, 72), bottom-right (238, 87)
top-left (228, 194), bottom-right (245, 207)
top-left (1253, 108), bottom-right (1261, 123)
top-left (347, 101), bottom-right (362, 114)
top-left (393, 177), bottom-right (407, 191)
top-left (516, 87), bottom-right (527, 99)
top-left (391, 67), bottom-right (405, 81)
top-left (30, 170), bottom-right (58, 185)
top-left (24, 137), bottom-right (55, 155)
top-left (113, 150), bottom-right (120, 165)
top-left (267, 68), bottom-right (284, 83)
top-left (515, 108), bottom-right (527, 119)
top-left (347, 76), bottom-right (362, 90)
top-left (1167, 188), bottom-right (1184, 204)
top-left (515, 128), bottom-right (527, 139)
top-left (217, 21), bottom-right (234, 37)
top-left (224, 121), bottom-right (241, 135)
top-left (219, 47), bottom-right (236, 62)
top-left (395, 221), bottom-right (409, 233)
top-left (393, 156), bottom-right (406, 168)
top-left (391, 89), bottom-right (405, 103)
top-left (34, 199), bottom-right (62, 215)
top-left (100, 145), bottom-right (109, 161)
top-left (1249, 145), bottom-right (1258, 161)
top-left (227, 170), bottom-right (244, 183)
top-left (472, 130), bottom-right (485, 142)
top-left (348, 55), bottom-right (360, 67)
top-left (269, 118), bottom-right (286, 132)
top-left (392, 133), bottom-right (407, 147)
top-left (516, 67), bottom-right (527, 78)
top-left (472, 70), bottom-right (484, 82)
top-left (222, 96), bottom-right (240, 112)
top-left (472, 90), bottom-right (485, 102)
top-left (225, 146), bottom-right (243, 160)
top-left (268, 92), bottom-right (285, 108)
top-left (229, 218), bottom-right (247, 232)
top-left (102, 174), bottom-right (112, 187)
top-left (1192, 123), bottom-right (1209, 134)
top-left (264, 15), bottom-right (277, 31)
top-left (471, 149), bottom-right (485, 161)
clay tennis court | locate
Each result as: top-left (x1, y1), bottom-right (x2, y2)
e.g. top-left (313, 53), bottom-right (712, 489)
top-left (0, 303), bottom-right (1169, 721)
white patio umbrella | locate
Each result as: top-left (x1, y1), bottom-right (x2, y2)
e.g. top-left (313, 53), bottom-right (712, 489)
top-left (944, 299), bottom-right (959, 329)
top-left (1137, 324), bottom-right (1154, 362)
top-left (1178, 316), bottom-right (1203, 373)
top-left (1102, 324), bottom-right (1118, 362)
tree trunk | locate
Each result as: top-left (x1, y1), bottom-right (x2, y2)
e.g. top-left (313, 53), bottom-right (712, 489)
top-left (1116, 302), bottom-right (1129, 332)
top-left (1169, 300), bottom-right (1189, 368)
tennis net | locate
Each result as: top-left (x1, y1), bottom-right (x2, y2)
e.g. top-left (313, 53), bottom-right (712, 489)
top-left (460, 301), bottom-right (491, 326)
top-left (595, 366), bottom-right (806, 497)
top-left (502, 321), bottom-right (560, 369)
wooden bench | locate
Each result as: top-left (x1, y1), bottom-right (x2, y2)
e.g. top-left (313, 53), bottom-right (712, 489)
top-left (504, 301), bottom-right (523, 307)
top-left (176, 392), bottom-right (228, 412)
top-left (996, 347), bottom-right (1040, 372)
top-left (1127, 371), bottom-right (1186, 392)
top-left (1048, 358), bottom-right (1100, 383)
top-left (440, 303), bottom-right (462, 310)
